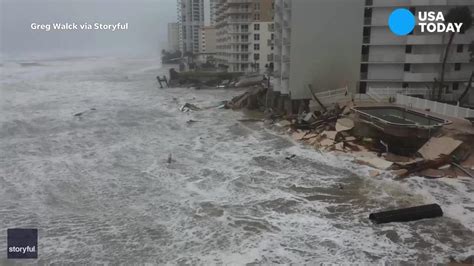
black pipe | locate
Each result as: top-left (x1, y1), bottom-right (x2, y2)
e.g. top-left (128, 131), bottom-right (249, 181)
top-left (369, 204), bottom-right (443, 224)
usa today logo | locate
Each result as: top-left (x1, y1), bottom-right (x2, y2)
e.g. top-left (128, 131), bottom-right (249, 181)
top-left (388, 8), bottom-right (463, 36)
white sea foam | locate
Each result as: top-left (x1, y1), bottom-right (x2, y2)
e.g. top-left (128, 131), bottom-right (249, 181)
top-left (0, 57), bottom-right (472, 264)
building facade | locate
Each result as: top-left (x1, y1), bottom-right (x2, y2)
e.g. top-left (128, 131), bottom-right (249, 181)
top-left (177, 0), bottom-right (206, 53)
top-left (273, 0), bottom-right (365, 100)
top-left (272, 0), bottom-right (474, 109)
top-left (215, 0), bottom-right (275, 73)
top-left (360, 0), bottom-right (474, 101)
top-left (167, 23), bottom-right (180, 52)
top-left (199, 26), bottom-right (217, 53)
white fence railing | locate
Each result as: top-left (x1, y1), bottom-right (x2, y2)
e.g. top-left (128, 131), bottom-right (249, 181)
top-left (367, 87), bottom-right (430, 102)
top-left (314, 87), bottom-right (350, 104)
top-left (396, 94), bottom-right (474, 119)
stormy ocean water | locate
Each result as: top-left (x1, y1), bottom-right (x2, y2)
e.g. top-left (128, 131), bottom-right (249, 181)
top-left (0, 57), bottom-right (473, 264)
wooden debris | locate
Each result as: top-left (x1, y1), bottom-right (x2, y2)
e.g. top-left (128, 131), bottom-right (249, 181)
top-left (396, 155), bottom-right (453, 179)
top-left (419, 169), bottom-right (446, 179)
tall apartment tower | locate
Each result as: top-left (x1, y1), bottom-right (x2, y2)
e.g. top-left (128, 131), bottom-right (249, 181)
top-left (177, 0), bottom-right (206, 53)
top-left (167, 23), bottom-right (180, 52)
top-left (210, 0), bottom-right (217, 25)
top-left (360, 0), bottom-right (474, 98)
top-left (215, 0), bottom-right (275, 73)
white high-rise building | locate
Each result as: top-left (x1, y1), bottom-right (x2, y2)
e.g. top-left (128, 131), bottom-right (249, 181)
top-left (177, 0), bottom-right (206, 53)
top-left (215, 0), bottom-right (275, 73)
top-left (167, 23), bottom-right (179, 52)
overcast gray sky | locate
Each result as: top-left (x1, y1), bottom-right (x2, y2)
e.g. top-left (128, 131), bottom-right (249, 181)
top-left (0, 0), bottom-right (177, 59)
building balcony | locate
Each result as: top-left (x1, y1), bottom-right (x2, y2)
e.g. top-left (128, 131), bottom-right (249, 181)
top-left (406, 35), bottom-right (445, 45)
top-left (227, 18), bottom-right (251, 24)
top-left (228, 50), bottom-right (251, 54)
top-left (226, 7), bottom-right (251, 14)
top-left (228, 30), bottom-right (250, 34)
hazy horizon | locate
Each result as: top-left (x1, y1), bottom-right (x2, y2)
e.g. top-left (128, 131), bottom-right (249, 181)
top-left (1, 0), bottom-right (177, 60)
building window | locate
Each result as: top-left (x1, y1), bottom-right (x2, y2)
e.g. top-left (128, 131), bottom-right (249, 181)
top-left (359, 82), bottom-right (367, 93)
top-left (405, 45), bottom-right (412, 54)
top-left (254, 34), bottom-right (260, 41)
top-left (267, 54), bottom-right (273, 61)
top-left (455, 63), bottom-right (461, 71)
top-left (254, 43), bottom-right (260, 50)
top-left (457, 44), bottom-right (463, 53)
top-left (254, 24), bottom-right (260, 31)
top-left (254, 53), bottom-right (260, 60)
top-left (254, 13), bottom-right (260, 21)
top-left (453, 82), bottom-right (459, 91)
top-left (365, 0), bottom-right (373, 6)
top-left (404, 63), bottom-right (411, 72)
top-left (271, 33), bottom-right (274, 40)
top-left (255, 3), bottom-right (260, 10)
top-left (402, 82), bottom-right (409, 88)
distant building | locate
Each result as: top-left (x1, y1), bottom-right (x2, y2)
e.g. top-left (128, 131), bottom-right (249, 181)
top-left (167, 23), bottom-right (179, 52)
top-left (360, 0), bottom-right (474, 102)
top-left (199, 26), bottom-right (217, 53)
top-left (215, 0), bottom-right (275, 73)
top-left (177, 0), bottom-right (206, 53)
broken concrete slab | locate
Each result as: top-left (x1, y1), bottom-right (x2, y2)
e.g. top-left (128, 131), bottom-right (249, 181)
top-left (418, 137), bottom-right (462, 160)
top-left (320, 138), bottom-right (335, 147)
top-left (321, 130), bottom-right (338, 140)
top-left (335, 118), bottom-right (354, 132)
top-left (356, 156), bottom-right (394, 170)
top-left (369, 170), bottom-right (380, 177)
top-left (292, 131), bottom-right (307, 141)
top-left (335, 142), bottom-right (344, 151)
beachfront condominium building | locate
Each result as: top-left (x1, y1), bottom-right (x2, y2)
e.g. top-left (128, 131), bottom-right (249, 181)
top-left (273, 0), bottom-right (474, 112)
top-left (215, 0), bottom-right (275, 73)
top-left (177, 0), bottom-right (206, 53)
top-left (167, 23), bottom-right (180, 52)
top-left (360, 0), bottom-right (474, 101)
top-left (273, 0), bottom-right (365, 102)
top-left (209, 0), bottom-right (217, 25)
